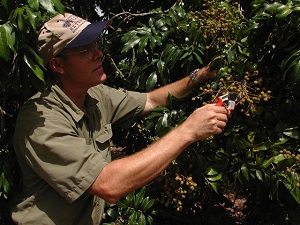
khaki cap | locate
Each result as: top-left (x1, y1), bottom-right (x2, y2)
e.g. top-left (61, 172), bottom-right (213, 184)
top-left (38, 13), bottom-right (110, 65)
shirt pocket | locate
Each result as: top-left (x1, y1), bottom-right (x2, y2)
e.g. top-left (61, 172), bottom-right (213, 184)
top-left (94, 124), bottom-right (113, 160)
top-left (95, 123), bottom-right (113, 143)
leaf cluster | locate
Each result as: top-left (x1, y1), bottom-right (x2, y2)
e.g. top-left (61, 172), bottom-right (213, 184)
top-left (109, 0), bottom-right (300, 224)
top-left (102, 187), bottom-right (156, 225)
top-left (0, 1), bottom-right (66, 224)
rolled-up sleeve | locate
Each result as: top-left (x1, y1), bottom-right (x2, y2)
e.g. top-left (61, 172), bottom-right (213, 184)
top-left (89, 85), bottom-right (147, 129)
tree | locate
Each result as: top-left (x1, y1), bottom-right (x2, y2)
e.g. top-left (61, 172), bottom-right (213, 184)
top-left (0, 1), bottom-right (65, 224)
top-left (102, 0), bottom-right (300, 224)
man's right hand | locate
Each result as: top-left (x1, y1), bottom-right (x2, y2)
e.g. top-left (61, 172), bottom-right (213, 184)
top-left (181, 104), bottom-right (229, 142)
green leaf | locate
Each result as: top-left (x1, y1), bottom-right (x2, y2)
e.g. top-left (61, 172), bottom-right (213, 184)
top-left (142, 120), bottom-right (155, 130)
top-left (283, 129), bottom-right (300, 140)
top-left (17, 8), bottom-right (25, 31)
top-left (205, 167), bottom-right (218, 176)
top-left (248, 132), bottom-right (255, 143)
top-left (117, 200), bottom-right (128, 209)
top-left (3, 23), bottom-right (16, 53)
top-left (146, 111), bottom-right (164, 120)
top-left (252, 143), bottom-right (268, 152)
top-left (28, 0), bottom-right (39, 11)
top-left (276, 8), bottom-right (292, 20)
top-left (40, 0), bottom-right (56, 13)
top-left (23, 54), bottom-right (45, 82)
top-left (155, 18), bottom-right (166, 29)
top-left (0, 25), bottom-right (10, 61)
top-left (209, 181), bottom-right (219, 193)
top-left (256, 170), bottom-right (264, 181)
top-left (138, 212), bottom-right (146, 225)
top-left (273, 154), bottom-right (285, 164)
top-left (234, 138), bottom-right (247, 150)
top-left (262, 155), bottom-right (276, 168)
top-left (1, 0), bottom-right (10, 13)
top-left (162, 44), bottom-right (183, 69)
top-left (241, 166), bottom-right (249, 181)
top-left (281, 50), bottom-right (300, 72)
top-left (157, 60), bottom-right (165, 77)
top-left (124, 208), bottom-right (134, 217)
top-left (121, 37), bottom-right (140, 53)
top-left (169, 49), bottom-right (182, 69)
top-left (141, 197), bottom-right (155, 211)
top-left (137, 36), bottom-right (149, 53)
top-left (134, 187), bottom-right (145, 208)
top-left (289, 60), bottom-right (300, 84)
top-left (51, 0), bottom-right (65, 13)
top-left (162, 44), bottom-right (175, 58)
top-left (2, 173), bottom-right (10, 196)
top-left (234, 171), bottom-right (242, 185)
top-left (227, 48), bottom-right (235, 64)
top-left (180, 51), bottom-right (191, 61)
top-left (289, 186), bottom-right (300, 206)
top-left (283, 172), bottom-right (300, 205)
top-left (276, 158), bottom-right (296, 171)
top-left (149, 36), bottom-right (157, 51)
top-left (25, 7), bottom-right (38, 29)
top-left (24, 45), bottom-right (44, 67)
top-left (129, 211), bottom-right (138, 222)
top-left (0, 172), bottom-right (3, 189)
top-left (241, 138), bottom-right (252, 148)
top-left (264, 2), bottom-right (283, 13)
top-left (147, 215), bottom-right (154, 225)
top-left (207, 173), bottom-right (222, 182)
top-left (148, 18), bottom-right (154, 27)
top-left (106, 208), bottom-right (118, 220)
top-left (193, 52), bottom-right (203, 65)
top-left (146, 72), bottom-right (157, 92)
top-left (125, 191), bottom-right (134, 204)
top-left (274, 137), bottom-right (288, 146)
top-left (155, 114), bottom-right (172, 136)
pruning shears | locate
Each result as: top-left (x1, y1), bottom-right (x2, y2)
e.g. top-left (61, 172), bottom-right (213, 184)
top-left (215, 80), bottom-right (246, 112)
top-left (216, 92), bottom-right (237, 112)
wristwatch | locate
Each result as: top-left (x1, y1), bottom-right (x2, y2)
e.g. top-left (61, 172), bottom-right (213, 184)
top-left (189, 68), bottom-right (200, 84)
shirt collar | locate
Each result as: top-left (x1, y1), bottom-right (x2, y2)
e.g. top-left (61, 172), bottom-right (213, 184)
top-left (47, 80), bottom-right (98, 122)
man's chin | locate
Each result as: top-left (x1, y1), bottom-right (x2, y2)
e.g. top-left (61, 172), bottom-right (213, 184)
top-left (99, 73), bottom-right (107, 83)
top-left (94, 73), bottom-right (107, 85)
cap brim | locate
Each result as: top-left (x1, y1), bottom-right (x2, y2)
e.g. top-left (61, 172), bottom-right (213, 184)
top-left (65, 20), bottom-right (111, 48)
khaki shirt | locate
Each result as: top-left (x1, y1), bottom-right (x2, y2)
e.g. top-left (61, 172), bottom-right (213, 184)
top-left (11, 82), bottom-right (147, 225)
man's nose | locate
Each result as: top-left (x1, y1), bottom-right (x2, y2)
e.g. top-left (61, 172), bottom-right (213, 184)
top-left (92, 47), bottom-right (103, 60)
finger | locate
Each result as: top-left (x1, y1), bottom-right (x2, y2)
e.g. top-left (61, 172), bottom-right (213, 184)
top-left (214, 105), bottom-right (231, 117)
top-left (219, 114), bottom-right (228, 123)
top-left (217, 120), bottom-right (227, 129)
top-left (211, 105), bottom-right (229, 114)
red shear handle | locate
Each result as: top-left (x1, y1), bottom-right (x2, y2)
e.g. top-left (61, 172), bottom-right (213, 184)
top-left (216, 97), bottom-right (223, 106)
top-left (216, 98), bottom-right (235, 112)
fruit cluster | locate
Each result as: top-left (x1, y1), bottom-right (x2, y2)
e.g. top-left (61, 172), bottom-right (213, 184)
top-left (193, 70), bottom-right (272, 116)
top-left (190, 0), bottom-right (245, 50)
top-left (158, 165), bottom-right (198, 211)
top-left (280, 149), bottom-right (300, 188)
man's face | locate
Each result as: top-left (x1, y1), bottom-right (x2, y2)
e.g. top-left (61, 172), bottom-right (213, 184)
top-left (56, 39), bottom-right (107, 90)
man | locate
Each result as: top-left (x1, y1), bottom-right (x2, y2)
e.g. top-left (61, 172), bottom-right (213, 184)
top-left (11, 13), bottom-right (229, 224)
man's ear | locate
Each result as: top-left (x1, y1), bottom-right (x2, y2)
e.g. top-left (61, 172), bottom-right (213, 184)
top-left (49, 57), bottom-right (64, 74)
